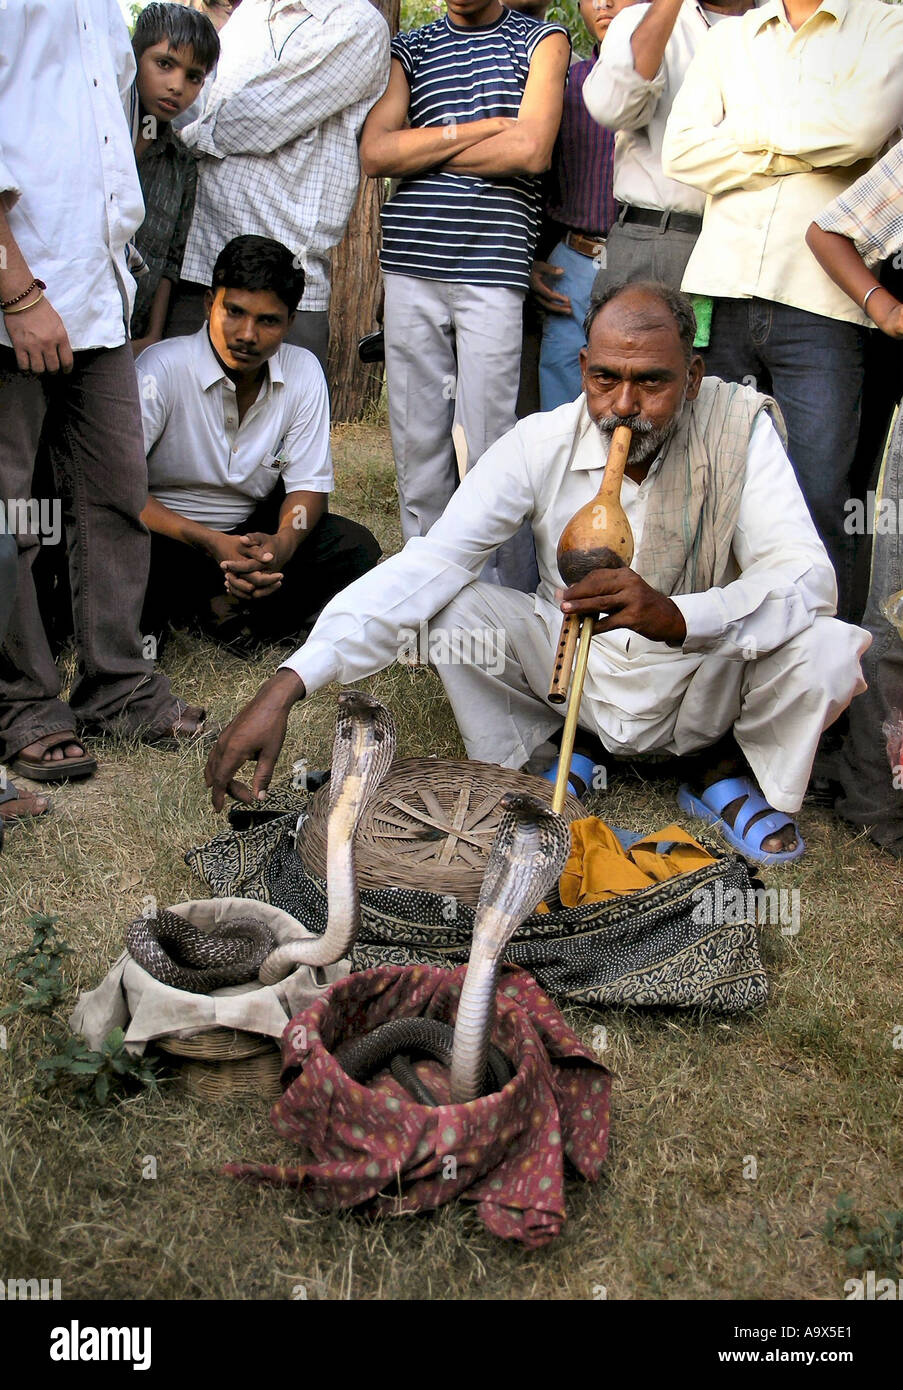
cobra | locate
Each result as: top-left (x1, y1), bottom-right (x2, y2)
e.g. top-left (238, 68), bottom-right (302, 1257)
top-left (261, 693), bottom-right (570, 1105)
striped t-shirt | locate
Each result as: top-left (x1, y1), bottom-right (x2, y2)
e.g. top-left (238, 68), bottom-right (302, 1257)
top-left (380, 10), bottom-right (569, 294)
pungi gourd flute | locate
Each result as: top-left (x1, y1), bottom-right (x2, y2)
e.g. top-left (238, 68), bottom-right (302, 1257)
top-left (548, 423), bottom-right (634, 812)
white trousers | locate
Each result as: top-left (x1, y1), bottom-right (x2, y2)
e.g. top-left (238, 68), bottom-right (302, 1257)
top-left (428, 583), bottom-right (869, 814)
top-left (383, 272), bottom-right (536, 591)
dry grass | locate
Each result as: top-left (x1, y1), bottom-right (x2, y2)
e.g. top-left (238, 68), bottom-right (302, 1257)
top-left (1, 422), bottom-right (901, 1301)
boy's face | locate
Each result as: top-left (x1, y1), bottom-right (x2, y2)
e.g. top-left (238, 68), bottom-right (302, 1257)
top-left (137, 41), bottom-right (208, 124)
top-left (579, 0), bottom-right (638, 45)
top-left (205, 287), bottom-right (293, 378)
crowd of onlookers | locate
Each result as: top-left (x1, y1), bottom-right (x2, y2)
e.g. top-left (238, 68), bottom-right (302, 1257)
top-left (0, 0), bottom-right (901, 856)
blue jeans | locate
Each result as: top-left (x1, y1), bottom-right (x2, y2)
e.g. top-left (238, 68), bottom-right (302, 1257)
top-left (538, 241), bottom-right (597, 412)
top-left (702, 297), bottom-right (866, 620)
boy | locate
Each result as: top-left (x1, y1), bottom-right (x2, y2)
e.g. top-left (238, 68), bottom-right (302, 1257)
top-left (130, 4), bottom-right (220, 353)
top-left (137, 236), bottom-right (380, 653)
top-left (359, 0), bottom-right (570, 587)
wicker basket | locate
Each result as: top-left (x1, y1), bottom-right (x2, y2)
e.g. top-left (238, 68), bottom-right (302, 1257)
top-left (156, 1027), bottom-right (283, 1102)
top-left (296, 757), bottom-right (585, 906)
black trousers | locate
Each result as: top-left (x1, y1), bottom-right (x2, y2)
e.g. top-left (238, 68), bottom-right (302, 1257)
top-left (140, 496), bottom-right (380, 653)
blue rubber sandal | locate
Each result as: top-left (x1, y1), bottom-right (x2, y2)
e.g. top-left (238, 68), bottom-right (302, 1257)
top-left (541, 752), bottom-right (597, 802)
top-left (677, 775), bottom-right (805, 865)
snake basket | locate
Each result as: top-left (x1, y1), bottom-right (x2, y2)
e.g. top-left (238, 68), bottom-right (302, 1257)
top-left (295, 757), bottom-right (586, 907)
top-left (155, 1028), bottom-right (283, 1102)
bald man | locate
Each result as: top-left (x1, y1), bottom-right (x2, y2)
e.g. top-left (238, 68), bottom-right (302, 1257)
top-left (206, 282), bottom-right (869, 865)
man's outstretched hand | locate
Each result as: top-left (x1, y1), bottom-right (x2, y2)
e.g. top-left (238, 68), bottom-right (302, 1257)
top-left (560, 566), bottom-right (687, 645)
top-left (205, 668), bottom-right (305, 810)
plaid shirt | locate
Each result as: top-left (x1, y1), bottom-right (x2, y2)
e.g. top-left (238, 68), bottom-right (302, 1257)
top-left (179, 0), bottom-right (390, 311)
top-left (131, 111), bottom-right (198, 338)
top-left (815, 135), bottom-right (903, 270)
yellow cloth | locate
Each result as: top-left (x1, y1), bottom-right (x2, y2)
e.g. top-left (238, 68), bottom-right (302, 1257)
top-left (662, 0), bottom-right (903, 327)
top-left (559, 818), bottom-right (717, 908)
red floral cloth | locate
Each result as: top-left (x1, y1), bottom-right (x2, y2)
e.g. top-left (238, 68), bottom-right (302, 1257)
top-left (225, 963), bottom-right (611, 1248)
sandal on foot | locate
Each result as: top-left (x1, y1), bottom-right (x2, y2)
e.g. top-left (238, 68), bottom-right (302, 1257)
top-left (9, 732), bottom-right (97, 783)
top-left (677, 775), bottom-right (805, 865)
top-left (541, 752), bottom-right (597, 802)
top-left (0, 780), bottom-right (52, 822)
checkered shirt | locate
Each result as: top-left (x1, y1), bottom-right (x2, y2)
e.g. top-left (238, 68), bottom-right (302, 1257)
top-left (179, 0), bottom-right (390, 311)
top-left (815, 135), bottom-right (903, 270)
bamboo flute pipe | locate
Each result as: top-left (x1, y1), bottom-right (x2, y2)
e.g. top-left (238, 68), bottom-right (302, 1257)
top-left (549, 424), bottom-right (634, 812)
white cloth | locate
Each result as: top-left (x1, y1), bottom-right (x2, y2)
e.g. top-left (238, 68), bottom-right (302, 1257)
top-left (70, 898), bottom-right (350, 1054)
top-left (179, 0), bottom-right (391, 312)
top-left (137, 328), bottom-right (333, 529)
top-left (0, 0), bottom-right (144, 351)
top-left (428, 582), bottom-right (866, 813)
top-left (581, 0), bottom-right (731, 217)
top-left (661, 0), bottom-right (903, 325)
top-left (282, 394), bottom-right (847, 692)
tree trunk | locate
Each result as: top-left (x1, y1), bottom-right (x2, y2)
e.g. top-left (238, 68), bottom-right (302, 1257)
top-left (326, 0), bottom-right (400, 422)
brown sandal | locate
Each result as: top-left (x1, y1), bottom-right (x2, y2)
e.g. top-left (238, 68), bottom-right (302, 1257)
top-left (9, 732), bottom-right (97, 783)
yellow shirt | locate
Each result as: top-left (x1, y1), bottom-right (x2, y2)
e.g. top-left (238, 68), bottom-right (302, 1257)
top-left (661, 0), bottom-right (903, 324)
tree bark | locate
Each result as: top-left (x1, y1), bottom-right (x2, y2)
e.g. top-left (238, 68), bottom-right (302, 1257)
top-left (326, 0), bottom-right (400, 421)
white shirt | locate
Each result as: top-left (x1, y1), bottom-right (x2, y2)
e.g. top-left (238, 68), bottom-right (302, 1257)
top-left (137, 329), bottom-right (333, 530)
top-left (282, 393), bottom-right (837, 694)
top-left (0, 0), bottom-right (144, 352)
top-left (582, 1), bottom-right (733, 217)
top-left (179, 0), bottom-right (391, 312)
top-left (662, 0), bottom-right (903, 323)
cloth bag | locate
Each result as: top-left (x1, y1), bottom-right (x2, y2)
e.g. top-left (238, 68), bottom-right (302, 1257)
top-left (224, 963), bottom-right (611, 1249)
top-left (70, 896), bottom-right (350, 1053)
top-left (185, 793), bottom-right (769, 1015)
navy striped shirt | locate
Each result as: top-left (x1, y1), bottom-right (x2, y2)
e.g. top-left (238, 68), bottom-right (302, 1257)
top-left (380, 10), bottom-right (569, 293)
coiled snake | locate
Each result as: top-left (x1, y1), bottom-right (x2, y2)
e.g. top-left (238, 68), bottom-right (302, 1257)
top-left (128, 691), bottom-right (570, 1106)
top-left (126, 910), bottom-right (276, 995)
top-left (262, 693), bottom-right (570, 1106)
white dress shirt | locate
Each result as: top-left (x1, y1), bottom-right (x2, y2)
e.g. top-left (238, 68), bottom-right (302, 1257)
top-left (137, 329), bottom-right (333, 530)
top-left (662, 0), bottom-right (903, 323)
top-left (179, 0), bottom-right (391, 312)
top-left (282, 393), bottom-right (837, 695)
top-left (582, 1), bottom-right (734, 217)
top-left (0, 0), bottom-right (144, 352)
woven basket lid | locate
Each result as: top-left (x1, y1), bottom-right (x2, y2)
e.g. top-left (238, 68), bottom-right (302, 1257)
top-left (295, 757), bottom-right (584, 907)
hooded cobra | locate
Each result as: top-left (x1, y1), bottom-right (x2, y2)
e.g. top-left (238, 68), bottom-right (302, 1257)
top-left (257, 690), bottom-right (396, 985)
top-left (261, 691), bottom-right (571, 1105)
top-left (334, 792), bottom-right (571, 1104)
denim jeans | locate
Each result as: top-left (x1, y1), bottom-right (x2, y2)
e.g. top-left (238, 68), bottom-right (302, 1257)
top-left (702, 297), bottom-right (867, 620)
top-left (832, 402), bottom-right (903, 854)
top-left (538, 240), bottom-right (597, 412)
top-left (0, 344), bottom-right (176, 759)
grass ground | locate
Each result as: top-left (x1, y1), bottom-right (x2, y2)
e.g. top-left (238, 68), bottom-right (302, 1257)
top-left (1, 421), bottom-right (901, 1301)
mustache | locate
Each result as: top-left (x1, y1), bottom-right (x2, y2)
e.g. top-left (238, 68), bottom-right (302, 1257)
top-left (594, 415), bottom-right (655, 436)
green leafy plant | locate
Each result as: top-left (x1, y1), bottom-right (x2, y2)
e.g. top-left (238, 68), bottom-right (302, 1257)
top-left (822, 1194), bottom-right (903, 1280)
top-left (36, 1028), bottom-right (160, 1108)
top-left (0, 913), bottom-right (72, 1019)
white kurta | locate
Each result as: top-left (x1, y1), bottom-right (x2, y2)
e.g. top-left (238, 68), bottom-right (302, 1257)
top-left (281, 395), bottom-right (870, 809)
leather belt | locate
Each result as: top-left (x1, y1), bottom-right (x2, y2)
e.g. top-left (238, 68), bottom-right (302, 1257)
top-left (620, 204), bottom-right (703, 235)
top-left (564, 228), bottom-right (607, 259)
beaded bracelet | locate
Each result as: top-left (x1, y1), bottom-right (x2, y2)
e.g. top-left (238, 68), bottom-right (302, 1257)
top-left (1, 277), bottom-right (46, 311)
top-left (3, 290), bottom-right (45, 315)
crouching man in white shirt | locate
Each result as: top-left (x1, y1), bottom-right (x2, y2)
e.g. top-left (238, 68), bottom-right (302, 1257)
top-left (205, 281), bottom-right (869, 864)
top-left (137, 236), bottom-right (380, 654)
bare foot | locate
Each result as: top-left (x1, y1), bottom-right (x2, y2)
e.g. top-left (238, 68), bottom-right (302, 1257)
top-left (0, 782), bottom-right (51, 820)
top-left (696, 757), bottom-right (798, 855)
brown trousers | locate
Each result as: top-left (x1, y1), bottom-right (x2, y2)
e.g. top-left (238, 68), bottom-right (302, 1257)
top-left (0, 343), bottom-right (176, 759)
